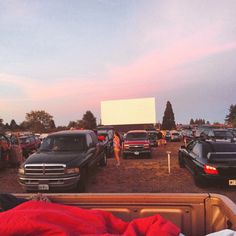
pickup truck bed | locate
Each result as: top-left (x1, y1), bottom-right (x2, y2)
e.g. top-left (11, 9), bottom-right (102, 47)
top-left (14, 193), bottom-right (236, 236)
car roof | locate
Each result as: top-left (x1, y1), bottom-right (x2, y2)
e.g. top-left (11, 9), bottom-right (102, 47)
top-left (199, 139), bottom-right (235, 146)
top-left (48, 130), bottom-right (93, 137)
top-left (127, 130), bottom-right (148, 133)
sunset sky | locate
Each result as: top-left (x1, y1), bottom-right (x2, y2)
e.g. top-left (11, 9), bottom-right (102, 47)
top-left (1, 0), bottom-right (236, 126)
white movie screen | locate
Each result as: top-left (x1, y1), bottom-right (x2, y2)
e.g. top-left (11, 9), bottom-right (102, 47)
top-left (101, 97), bottom-right (156, 125)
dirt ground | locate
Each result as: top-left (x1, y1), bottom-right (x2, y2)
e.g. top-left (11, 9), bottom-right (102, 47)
top-left (0, 142), bottom-right (236, 203)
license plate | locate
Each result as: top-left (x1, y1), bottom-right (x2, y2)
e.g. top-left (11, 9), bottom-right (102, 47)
top-left (38, 184), bottom-right (49, 190)
top-left (134, 151), bottom-right (139, 155)
top-left (229, 180), bottom-right (236, 186)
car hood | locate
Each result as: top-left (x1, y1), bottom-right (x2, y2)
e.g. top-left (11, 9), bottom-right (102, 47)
top-left (124, 140), bottom-right (149, 145)
top-left (24, 151), bottom-right (85, 165)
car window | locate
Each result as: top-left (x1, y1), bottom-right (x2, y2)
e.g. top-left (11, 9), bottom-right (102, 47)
top-left (126, 132), bottom-right (148, 140)
top-left (186, 141), bottom-right (195, 151)
top-left (86, 134), bottom-right (93, 148)
top-left (192, 143), bottom-right (202, 157)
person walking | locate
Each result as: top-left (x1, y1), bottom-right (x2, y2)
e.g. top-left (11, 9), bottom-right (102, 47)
top-left (113, 131), bottom-right (121, 166)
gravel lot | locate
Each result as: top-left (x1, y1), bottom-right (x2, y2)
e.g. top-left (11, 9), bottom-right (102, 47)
top-left (0, 142), bottom-right (236, 203)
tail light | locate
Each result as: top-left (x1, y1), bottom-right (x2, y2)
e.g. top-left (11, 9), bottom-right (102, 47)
top-left (204, 165), bottom-right (218, 175)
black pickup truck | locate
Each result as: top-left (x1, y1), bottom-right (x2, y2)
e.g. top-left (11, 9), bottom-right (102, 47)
top-left (18, 130), bottom-right (107, 192)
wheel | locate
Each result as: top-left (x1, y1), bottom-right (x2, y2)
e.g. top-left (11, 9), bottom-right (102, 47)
top-left (194, 174), bottom-right (208, 188)
top-left (23, 149), bottom-right (29, 159)
top-left (77, 168), bottom-right (87, 192)
top-left (99, 152), bottom-right (107, 166)
top-left (146, 153), bottom-right (152, 159)
top-left (178, 152), bottom-right (185, 168)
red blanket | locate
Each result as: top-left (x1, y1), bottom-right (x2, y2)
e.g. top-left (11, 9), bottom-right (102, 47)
top-left (0, 201), bottom-right (180, 236)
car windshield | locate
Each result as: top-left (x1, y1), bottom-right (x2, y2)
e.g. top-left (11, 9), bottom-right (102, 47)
top-left (126, 133), bottom-right (148, 140)
top-left (40, 135), bottom-right (86, 152)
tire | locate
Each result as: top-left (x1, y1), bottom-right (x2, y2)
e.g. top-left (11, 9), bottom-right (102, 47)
top-left (77, 167), bottom-right (87, 192)
top-left (178, 153), bottom-right (185, 168)
top-left (99, 152), bottom-right (107, 166)
top-left (146, 153), bottom-right (152, 159)
top-left (23, 149), bottom-right (29, 159)
top-left (194, 174), bottom-right (208, 188)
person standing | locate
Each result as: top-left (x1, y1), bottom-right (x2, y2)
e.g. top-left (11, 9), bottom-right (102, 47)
top-left (113, 131), bottom-right (121, 166)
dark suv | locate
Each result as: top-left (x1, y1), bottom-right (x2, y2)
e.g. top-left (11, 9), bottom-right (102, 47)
top-left (123, 130), bottom-right (151, 158)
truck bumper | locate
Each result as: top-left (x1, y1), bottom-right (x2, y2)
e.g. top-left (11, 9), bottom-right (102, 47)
top-left (18, 175), bottom-right (80, 192)
top-left (123, 150), bottom-right (151, 157)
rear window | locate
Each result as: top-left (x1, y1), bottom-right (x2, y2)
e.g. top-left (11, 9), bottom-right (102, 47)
top-left (126, 132), bottom-right (148, 140)
top-left (172, 133), bottom-right (179, 136)
top-left (214, 131), bottom-right (233, 139)
top-left (19, 137), bottom-right (30, 144)
top-left (203, 143), bottom-right (236, 156)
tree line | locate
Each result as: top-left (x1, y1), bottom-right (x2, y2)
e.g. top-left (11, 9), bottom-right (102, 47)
top-left (0, 110), bottom-right (97, 133)
top-left (0, 103), bottom-right (235, 133)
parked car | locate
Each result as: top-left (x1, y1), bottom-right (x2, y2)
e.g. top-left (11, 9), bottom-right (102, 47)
top-left (18, 130), bottom-right (107, 192)
top-left (97, 129), bottom-right (114, 158)
top-left (0, 133), bottom-right (11, 169)
top-left (206, 129), bottom-right (234, 142)
top-left (165, 130), bottom-right (171, 141)
top-left (19, 134), bottom-right (41, 158)
top-left (178, 139), bottom-right (236, 187)
top-left (181, 129), bottom-right (194, 144)
top-left (0, 133), bottom-right (23, 169)
top-left (123, 130), bottom-right (151, 158)
top-left (147, 130), bottom-right (158, 147)
top-left (170, 131), bottom-right (181, 142)
top-left (229, 128), bottom-right (236, 141)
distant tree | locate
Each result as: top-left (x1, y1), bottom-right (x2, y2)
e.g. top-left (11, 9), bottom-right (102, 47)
top-left (24, 110), bottom-right (55, 133)
top-left (213, 122), bottom-right (221, 125)
top-left (68, 121), bottom-right (77, 129)
top-left (77, 120), bottom-right (85, 129)
top-left (225, 104), bottom-right (236, 127)
top-left (5, 123), bottom-right (10, 130)
top-left (161, 101), bottom-right (176, 130)
top-left (80, 111), bottom-right (97, 130)
top-left (9, 119), bottom-right (19, 131)
top-left (0, 118), bottom-right (5, 132)
top-left (190, 118), bottom-right (194, 125)
top-left (190, 118), bottom-right (206, 125)
top-left (48, 119), bottom-right (56, 130)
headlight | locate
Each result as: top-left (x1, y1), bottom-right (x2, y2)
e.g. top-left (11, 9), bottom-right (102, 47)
top-left (144, 144), bottom-right (150, 148)
top-left (18, 167), bottom-right (25, 175)
top-left (65, 167), bottom-right (80, 174)
top-left (123, 144), bottom-right (129, 149)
